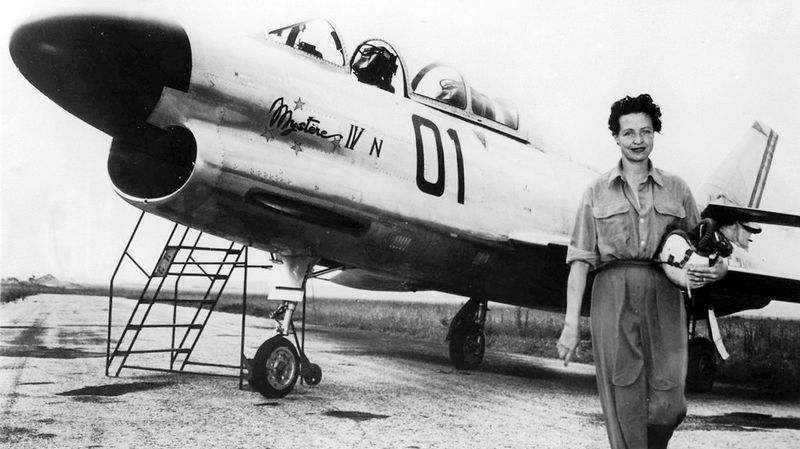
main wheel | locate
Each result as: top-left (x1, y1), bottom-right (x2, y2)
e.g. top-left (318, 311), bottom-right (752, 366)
top-left (449, 328), bottom-right (485, 370)
top-left (686, 337), bottom-right (716, 393)
top-left (252, 336), bottom-right (300, 398)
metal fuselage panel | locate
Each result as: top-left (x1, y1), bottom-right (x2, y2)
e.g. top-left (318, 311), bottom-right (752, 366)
top-left (125, 25), bottom-right (596, 307)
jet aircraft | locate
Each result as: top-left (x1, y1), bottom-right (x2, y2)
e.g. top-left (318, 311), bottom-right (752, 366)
top-left (9, 13), bottom-right (800, 398)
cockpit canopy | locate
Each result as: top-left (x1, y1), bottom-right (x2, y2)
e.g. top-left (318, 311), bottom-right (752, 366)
top-left (267, 19), bottom-right (345, 66)
top-left (265, 19), bottom-right (523, 137)
top-left (411, 63), bottom-right (519, 130)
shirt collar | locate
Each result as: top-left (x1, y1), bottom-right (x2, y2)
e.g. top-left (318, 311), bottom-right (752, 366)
top-left (607, 160), bottom-right (664, 187)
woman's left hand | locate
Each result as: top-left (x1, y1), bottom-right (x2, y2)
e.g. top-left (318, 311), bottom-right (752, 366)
top-left (686, 258), bottom-right (728, 289)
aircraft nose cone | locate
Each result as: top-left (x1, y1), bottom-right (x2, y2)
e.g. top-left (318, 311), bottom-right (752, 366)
top-left (9, 15), bottom-right (191, 137)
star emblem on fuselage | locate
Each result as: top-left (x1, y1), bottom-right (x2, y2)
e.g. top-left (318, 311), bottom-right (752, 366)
top-left (291, 140), bottom-right (303, 154)
top-left (261, 128), bottom-right (276, 142)
top-left (331, 135), bottom-right (342, 151)
top-left (294, 97), bottom-right (305, 111)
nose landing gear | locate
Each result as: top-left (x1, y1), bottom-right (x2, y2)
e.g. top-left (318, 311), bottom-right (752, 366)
top-left (246, 255), bottom-right (323, 398)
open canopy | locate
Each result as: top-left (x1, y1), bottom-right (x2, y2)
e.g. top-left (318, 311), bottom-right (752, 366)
top-left (265, 19), bottom-right (524, 139)
top-left (267, 18), bottom-right (345, 66)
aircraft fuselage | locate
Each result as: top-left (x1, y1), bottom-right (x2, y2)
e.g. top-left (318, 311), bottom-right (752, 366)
top-left (13, 14), bottom-right (596, 310)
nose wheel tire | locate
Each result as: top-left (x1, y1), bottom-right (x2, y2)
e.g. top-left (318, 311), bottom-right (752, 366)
top-left (252, 336), bottom-right (300, 398)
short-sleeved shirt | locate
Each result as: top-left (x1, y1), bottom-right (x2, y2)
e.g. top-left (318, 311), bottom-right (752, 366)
top-left (566, 160), bottom-right (700, 270)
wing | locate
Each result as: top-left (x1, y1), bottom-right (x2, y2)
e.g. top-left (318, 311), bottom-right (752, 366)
top-left (703, 203), bottom-right (800, 228)
top-left (697, 267), bottom-right (800, 317)
top-left (695, 203), bottom-right (800, 316)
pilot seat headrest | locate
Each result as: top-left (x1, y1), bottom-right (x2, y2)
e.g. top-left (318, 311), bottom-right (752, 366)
top-left (352, 44), bottom-right (398, 93)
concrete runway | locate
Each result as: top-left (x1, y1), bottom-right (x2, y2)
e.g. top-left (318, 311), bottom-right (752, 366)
top-left (1, 294), bottom-right (799, 448)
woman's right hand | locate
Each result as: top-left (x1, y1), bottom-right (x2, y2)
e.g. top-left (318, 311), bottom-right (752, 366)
top-left (557, 322), bottom-right (580, 366)
top-left (559, 261), bottom-right (588, 367)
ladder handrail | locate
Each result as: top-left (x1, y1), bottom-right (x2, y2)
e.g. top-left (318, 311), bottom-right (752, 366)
top-left (107, 210), bottom-right (146, 376)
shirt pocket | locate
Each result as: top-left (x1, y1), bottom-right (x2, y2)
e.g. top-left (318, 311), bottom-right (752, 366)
top-left (592, 201), bottom-right (631, 256)
top-left (653, 201), bottom-right (687, 234)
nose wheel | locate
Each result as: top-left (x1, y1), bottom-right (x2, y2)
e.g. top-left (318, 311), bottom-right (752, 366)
top-left (251, 336), bottom-right (300, 398)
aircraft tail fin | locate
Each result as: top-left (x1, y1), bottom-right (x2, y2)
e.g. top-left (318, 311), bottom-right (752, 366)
top-left (697, 122), bottom-right (780, 255)
top-left (697, 121), bottom-right (779, 211)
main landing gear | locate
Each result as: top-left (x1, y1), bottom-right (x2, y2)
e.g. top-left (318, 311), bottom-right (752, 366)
top-left (245, 256), bottom-right (322, 398)
top-left (687, 336), bottom-right (716, 393)
top-left (446, 297), bottom-right (488, 370)
top-left (686, 306), bottom-right (728, 393)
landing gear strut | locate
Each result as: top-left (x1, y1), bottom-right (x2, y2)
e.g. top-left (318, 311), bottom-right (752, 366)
top-left (247, 255), bottom-right (322, 398)
top-left (446, 297), bottom-right (488, 370)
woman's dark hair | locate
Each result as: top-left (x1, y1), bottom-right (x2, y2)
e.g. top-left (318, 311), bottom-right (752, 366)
top-left (608, 94), bottom-right (662, 135)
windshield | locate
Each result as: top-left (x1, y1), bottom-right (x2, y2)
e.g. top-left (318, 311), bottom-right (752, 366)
top-left (267, 19), bottom-right (345, 66)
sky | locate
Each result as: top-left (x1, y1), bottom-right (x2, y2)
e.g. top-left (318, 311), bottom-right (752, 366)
top-left (2, 0), bottom-right (800, 285)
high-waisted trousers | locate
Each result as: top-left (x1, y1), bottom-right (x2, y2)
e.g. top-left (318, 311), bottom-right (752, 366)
top-left (591, 262), bottom-right (688, 449)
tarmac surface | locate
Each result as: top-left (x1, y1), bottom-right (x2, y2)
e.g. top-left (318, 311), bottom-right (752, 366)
top-left (1, 294), bottom-right (799, 448)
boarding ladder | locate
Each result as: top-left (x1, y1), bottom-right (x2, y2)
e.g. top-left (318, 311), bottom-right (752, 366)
top-left (106, 211), bottom-right (270, 384)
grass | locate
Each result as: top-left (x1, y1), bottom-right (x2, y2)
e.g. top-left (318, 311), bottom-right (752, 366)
top-left (1, 283), bottom-right (72, 303)
top-left (717, 316), bottom-right (800, 397)
top-left (1, 283), bottom-right (131, 303)
top-left (4, 284), bottom-right (799, 399)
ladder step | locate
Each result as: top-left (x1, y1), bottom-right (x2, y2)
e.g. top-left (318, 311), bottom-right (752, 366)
top-left (165, 273), bottom-right (228, 279)
top-left (127, 324), bottom-right (204, 330)
top-left (184, 361), bottom-right (240, 369)
top-left (140, 299), bottom-right (217, 305)
top-left (168, 261), bottom-right (243, 266)
top-left (115, 348), bottom-right (191, 355)
top-left (166, 245), bottom-right (242, 254)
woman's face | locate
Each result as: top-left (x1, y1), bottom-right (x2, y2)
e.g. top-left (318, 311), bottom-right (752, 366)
top-left (614, 112), bottom-right (654, 164)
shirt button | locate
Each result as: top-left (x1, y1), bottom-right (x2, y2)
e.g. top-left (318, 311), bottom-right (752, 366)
top-left (639, 218), bottom-right (645, 223)
top-left (640, 240), bottom-right (646, 246)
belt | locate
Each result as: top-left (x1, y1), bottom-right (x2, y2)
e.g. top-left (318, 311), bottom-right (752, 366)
top-left (596, 259), bottom-right (657, 272)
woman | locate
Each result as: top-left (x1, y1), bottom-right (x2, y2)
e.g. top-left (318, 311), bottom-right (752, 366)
top-left (557, 94), bottom-right (726, 449)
